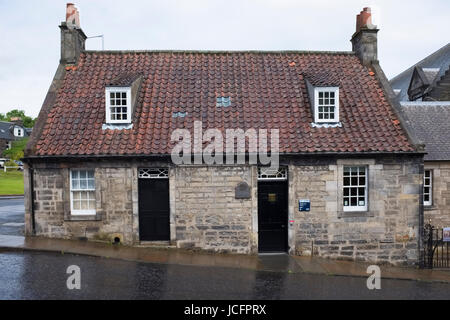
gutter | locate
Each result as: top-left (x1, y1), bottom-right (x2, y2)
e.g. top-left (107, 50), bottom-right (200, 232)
top-left (21, 150), bottom-right (426, 163)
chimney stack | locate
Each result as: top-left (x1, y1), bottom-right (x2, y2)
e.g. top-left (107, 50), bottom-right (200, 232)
top-left (60, 3), bottom-right (86, 65)
top-left (351, 7), bottom-right (379, 66)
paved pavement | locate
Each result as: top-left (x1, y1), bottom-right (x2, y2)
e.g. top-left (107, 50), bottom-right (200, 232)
top-left (2, 235), bottom-right (450, 284)
top-left (0, 197), bottom-right (24, 236)
top-left (1, 250), bottom-right (449, 300)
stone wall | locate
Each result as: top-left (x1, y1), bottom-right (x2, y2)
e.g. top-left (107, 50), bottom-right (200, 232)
top-left (24, 156), bottom-right (423, 265)
top-left (172, 166), bottom-right (256, 254)
top-left (424, 162), bottom-right (450, 227)
top-left (29, 165), bottom-right (136, 245)
top-left (290, 157), bottom-right (422, 265)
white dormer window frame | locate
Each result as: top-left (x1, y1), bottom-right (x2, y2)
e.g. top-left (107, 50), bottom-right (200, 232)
top-left (314, 87), bottom-right (340, 123)
top-left (14, 127), bottom-right (24, 137)
top-left (105, 87), bottom-right (132, 124)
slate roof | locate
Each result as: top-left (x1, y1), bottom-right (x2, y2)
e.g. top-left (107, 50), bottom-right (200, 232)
top-left (390, 43), bottom-right (450, 101)
top-left (34, 50), bottom-right (415, 157)
top-left (400, 102), bottom-right (450, 161)
top-left (0, 121), bottom-right (29, 141)
top-left (422, 68), bottom-right (440, 84)
top-left (0, 121), bottom-right (15, 140)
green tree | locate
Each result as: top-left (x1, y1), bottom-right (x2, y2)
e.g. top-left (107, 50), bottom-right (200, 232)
top-left (0, 109), bottom-right (36, 128)
top-left (6, 110), bottom-right (26, 118)
top-left (3, 138), bottom-right (28, 160)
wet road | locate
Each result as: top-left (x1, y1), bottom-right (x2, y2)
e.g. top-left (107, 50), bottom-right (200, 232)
top-left (0, 198), bottom-right (24, 236)
top-left (0, 251), bottom-right (449, 300)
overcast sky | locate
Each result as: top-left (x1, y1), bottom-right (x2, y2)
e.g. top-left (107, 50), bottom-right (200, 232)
top-left (0, 0), bottom-right (449, 118)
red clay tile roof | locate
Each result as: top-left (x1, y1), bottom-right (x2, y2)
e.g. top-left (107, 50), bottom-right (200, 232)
top-left (106, 72), bottom-right (142, 87)
top-left (34, 51), bottom-right (415, 156)
top-left (303, 70), bottom-right (341, 87)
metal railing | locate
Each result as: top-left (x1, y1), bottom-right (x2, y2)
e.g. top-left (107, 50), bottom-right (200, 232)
top-left (423, 224), bottom-right (450, 269)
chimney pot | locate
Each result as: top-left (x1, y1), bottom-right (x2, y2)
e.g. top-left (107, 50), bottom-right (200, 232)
top-left (356, 7), bottom-right (377, 33)
top-left (66, 3), bottom-right (81, 28)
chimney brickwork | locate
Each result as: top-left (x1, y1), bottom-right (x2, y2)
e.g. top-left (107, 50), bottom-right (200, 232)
top-left (60, 3), bottom-right (86, 65)
top-left (351, 7), bottom-right (379, 66)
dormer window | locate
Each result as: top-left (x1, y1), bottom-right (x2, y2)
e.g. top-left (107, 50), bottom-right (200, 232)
top-left (314, 87), bottom-right (340, 123)
top-left (105, 87), bottom-right (132, 124)
top-left (14, 127), bottom-right (24, 137)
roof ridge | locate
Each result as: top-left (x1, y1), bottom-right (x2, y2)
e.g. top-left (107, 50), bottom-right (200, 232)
top-left (83, 49), bottom-right (355, 55)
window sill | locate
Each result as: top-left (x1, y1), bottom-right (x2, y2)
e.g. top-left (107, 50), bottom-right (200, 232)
top-left (311, 122), bottom-right (342, 128)
top-left (102, 123), bottom-right (133, 130)
top-left (424, 205), bottom-right (435, 211)
top-left (66, 215), bottom-right (101, 222)
top-left (338, 211), bottom-right (374, 218)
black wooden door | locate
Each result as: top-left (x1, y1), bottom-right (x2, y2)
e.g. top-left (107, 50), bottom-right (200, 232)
top-left (138, 179), bottom-right (170, 241)
top-left (258, 181), bottom-right (288, 252)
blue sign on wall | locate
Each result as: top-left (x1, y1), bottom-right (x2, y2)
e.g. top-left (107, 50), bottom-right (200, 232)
top-left (299, 199), bottom-right (310, 212)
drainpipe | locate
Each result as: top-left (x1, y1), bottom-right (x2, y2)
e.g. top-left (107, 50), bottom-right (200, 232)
top-left (28, 165), bottom-right (36, 235)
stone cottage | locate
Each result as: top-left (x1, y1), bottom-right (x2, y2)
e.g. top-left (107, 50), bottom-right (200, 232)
top-left (390, 43), bottom-right (450, 228)
top-left (24, 5), bottom-right (425, 265)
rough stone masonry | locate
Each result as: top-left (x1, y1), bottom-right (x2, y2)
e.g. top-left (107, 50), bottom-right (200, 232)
top-left (25, 154), bottom-right (422, 266)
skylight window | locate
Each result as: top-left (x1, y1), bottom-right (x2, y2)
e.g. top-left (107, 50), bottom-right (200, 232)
top-left (217, 97), bottom-right (231, 107)
top-left (173, 112), bottom-right (187, 118)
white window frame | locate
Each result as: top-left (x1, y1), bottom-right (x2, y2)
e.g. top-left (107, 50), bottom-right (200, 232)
top-left (424, 170), bottom-right (433, 207)
top-left (139, 168), bottom-right (169, 179)
top-left (314, 87), bottom-right (340, 123)
top-left (70, 169), bottom-right (96, 216)
top-left (14, 127), bottom-right (24, 137)
top-left (258, 167), bottom-right (288, 181)
top-left (343, 166), bottom-right (368, 212)
top-left (105, 87), bottom-right (132, 124)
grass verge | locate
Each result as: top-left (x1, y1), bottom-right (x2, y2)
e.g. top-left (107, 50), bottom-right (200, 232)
top-left (0, 170), bottom-right (24, 195)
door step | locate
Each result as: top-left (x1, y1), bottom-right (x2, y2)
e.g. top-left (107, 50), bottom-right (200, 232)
top-left (138, 241), bottom-right (175, 249)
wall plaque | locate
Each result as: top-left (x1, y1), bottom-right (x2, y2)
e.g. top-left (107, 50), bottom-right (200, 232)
top-left (235, 182), bottom-right (251, 199)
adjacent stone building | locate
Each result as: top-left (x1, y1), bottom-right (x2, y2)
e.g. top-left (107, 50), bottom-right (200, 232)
top-left (24, 5), bottom-right (425, 265)
top-left (391, 43), bottom-right (450, 229)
